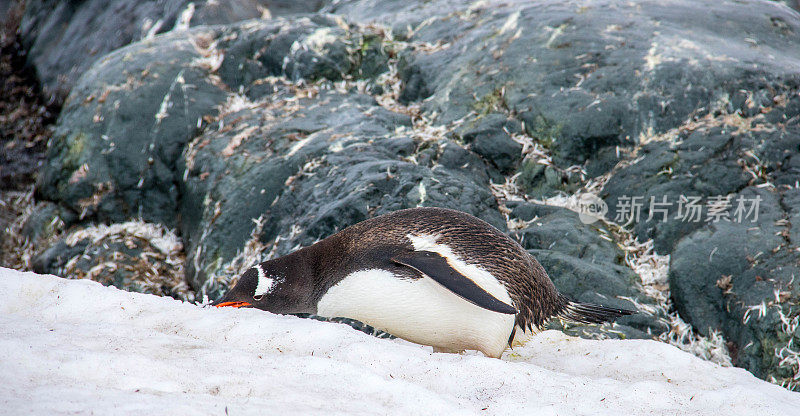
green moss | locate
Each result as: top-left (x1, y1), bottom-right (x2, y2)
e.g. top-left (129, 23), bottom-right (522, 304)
top-left (63, 132), bottom-right (89, 170)
top-left (472, 87), bottom-right (508, 116)
top-left (527, 115), bottom-right (562, 150)
top-left (516, 159), bottom-right (582, 199)
top-left (358, 34), bottom-right (382, 57)
top-left (517, 159), bottom-right (546, 185)
top-left (354, 33), bottom-right (390, 79)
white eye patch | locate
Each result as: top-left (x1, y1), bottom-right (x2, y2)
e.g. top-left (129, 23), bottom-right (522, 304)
top-left (253, 264), bottom-right (277, 297)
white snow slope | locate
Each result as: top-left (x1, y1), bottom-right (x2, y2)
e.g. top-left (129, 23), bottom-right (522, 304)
top-left (1, 268), bottom-right (798, 415)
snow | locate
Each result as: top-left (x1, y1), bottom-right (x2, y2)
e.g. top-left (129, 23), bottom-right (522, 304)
top-left (1, 267), bottom-right (798, 415)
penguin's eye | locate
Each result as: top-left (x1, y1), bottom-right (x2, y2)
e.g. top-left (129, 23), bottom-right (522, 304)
top-left (253, 294), bottom-right (264, 301)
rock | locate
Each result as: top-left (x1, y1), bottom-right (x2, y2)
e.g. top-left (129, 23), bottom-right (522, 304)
top-left (35, 26), bottom-right (231, 228)
top-left (324, 0), bottom-right (474, 37)
top-left (515, 161), bottom-right (583, 199)
top-left (340, 0), bottom-right (800, 170)
top-left (177, 87), bottom-right (406, 292)
top-left (456, 113), bottom-right (523, 174)
top-left (0, 2), bottom-right (14, 23)
top-left (602, 113), bottom-right (800, 253)
top-left (36, 16), bottom-right (393, 229)
top-left (215, 15), bottom-right (390, 92)
top-left (34, 11), bottom-right (497, 295)
top-left (669, 186), bottom-right (800, 384)
top-left (509, 201), bottom-right (623, 264)
top-left (785, 188), bottom-right (800, 245)
top-left (601, 127), bottom-right (748, 253)
top-left (266, 135), bottom-right (507, 254)
top-left (595, 44), bottom-right (800, 387)
top-left (18, 0), bottom-right (319, 103)
top-left (774, 1), bottom-right (800, 13)
top-left (32, 221), bottom-right (191, 300)
top-left (20, 201), bottom-right (76, 242)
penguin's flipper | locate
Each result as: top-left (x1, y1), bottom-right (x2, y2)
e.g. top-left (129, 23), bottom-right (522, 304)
top-left (392, 250), bottom-right (517, 315)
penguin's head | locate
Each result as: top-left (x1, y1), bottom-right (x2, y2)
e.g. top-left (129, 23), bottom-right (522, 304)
top-left (211, 263), bottom-right (296, 312)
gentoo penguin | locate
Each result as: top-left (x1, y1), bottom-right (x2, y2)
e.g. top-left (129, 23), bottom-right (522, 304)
top-left (213, 207), bottom-right (635, 358)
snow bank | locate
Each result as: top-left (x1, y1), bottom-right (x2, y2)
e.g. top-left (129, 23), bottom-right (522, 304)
top-left (1, 267), bottom-right (798, 415)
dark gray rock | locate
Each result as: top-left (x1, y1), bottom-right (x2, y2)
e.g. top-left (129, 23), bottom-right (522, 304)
top-left (773, 0), bottom-right (800, 13)
top-left (18, 0), bottom-right (323, 103)
top-left (216, 14), bottom-right (390, 91)
top-left (30, 10), bottom-right (486, 296)
top-left (178, 88), bottom-right (399, 291)
top-left (36, 16), bottom-right (393, 229)
top-left (456, 113), bottom-right (523, 174)
top-left (669, 186), bottom-right (800, 384)
top-left (785, 188), bottom-right (800, 245)
top-left (532, 249), bottom-right (661, 336)
top-left (20, 201), bottom-right (76, 242)
top-left (341, 0), bottom-right (800, 169)
top-left (597, 75), bottom-right (800, 386)
top-left (602, 119), bottom-right (800, 254)
top-left (324, 0), bottom-right (474, 38)
top-left (31, 238), bottom-right (86, 276)
top-left (602, 127), bottom-right (748, 254)
top-left (515, 161), bottom-right (582, 199)
top-left (510, 201), bottom-right (623, 264)
top-left (35, 26), bottom-right (230, 228)
top-left (0, 1), bottom-right (13, 23)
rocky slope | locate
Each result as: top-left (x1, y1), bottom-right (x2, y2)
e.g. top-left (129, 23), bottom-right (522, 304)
top-left (6, 0), bottom-right (800, 389)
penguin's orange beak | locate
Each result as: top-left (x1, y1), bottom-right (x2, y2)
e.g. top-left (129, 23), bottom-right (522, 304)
top-left (214, 301), bottom-right (252, 308)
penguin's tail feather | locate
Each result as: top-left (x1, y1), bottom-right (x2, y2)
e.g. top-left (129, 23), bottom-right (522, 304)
top-left (556, 295), bottom-right (637, 324)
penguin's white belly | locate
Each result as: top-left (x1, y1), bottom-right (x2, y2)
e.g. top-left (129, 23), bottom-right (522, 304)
top-left (316, 268), bottom-right (516, 358)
